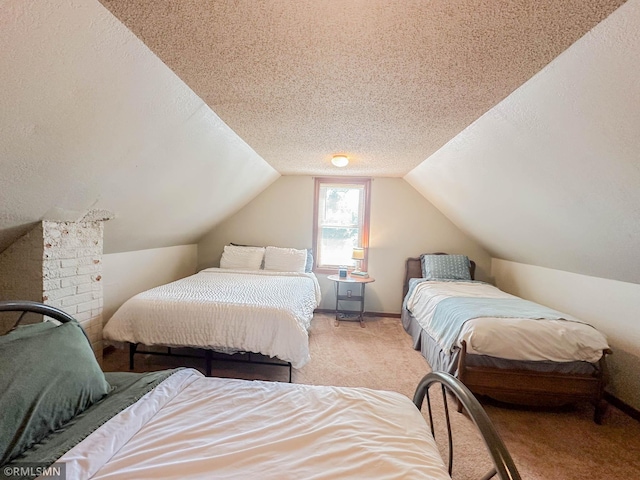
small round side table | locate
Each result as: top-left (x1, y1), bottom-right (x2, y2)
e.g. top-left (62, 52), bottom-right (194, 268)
top-left (327, 274), bottom-right (376, 327)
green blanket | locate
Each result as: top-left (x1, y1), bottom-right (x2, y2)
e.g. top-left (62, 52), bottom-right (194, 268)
top-left (3, 369), bottom-right (180, 480)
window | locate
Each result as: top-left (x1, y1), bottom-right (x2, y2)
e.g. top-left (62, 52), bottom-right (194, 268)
top-left (313, 177), bottom-right (371, 272)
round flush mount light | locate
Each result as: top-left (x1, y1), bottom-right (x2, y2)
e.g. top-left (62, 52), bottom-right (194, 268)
top-left (331, 155), bottom-right (349, 167)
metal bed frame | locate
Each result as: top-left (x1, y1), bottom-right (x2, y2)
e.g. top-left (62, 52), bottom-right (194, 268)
top-left (0, 300), bottom-right (81, 333)
top-left (128, 342), bottom-right (293, 382)
top-left (414, 371), bottom-right (521, 480)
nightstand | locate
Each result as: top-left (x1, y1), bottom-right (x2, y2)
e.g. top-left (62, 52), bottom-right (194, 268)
top-left (327, 274), bottom-right (376, 328)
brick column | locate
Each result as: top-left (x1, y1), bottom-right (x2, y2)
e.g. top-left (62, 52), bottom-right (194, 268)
top-left (41, 221), bottom-right (104, 363)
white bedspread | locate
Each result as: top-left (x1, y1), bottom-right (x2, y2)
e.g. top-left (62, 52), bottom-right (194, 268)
top-left (103, 268), bottom-right (321, 368)
top-left (56, 369), bottom-right (451, 480)
top-left (406, 281), bottom-right (608, 363)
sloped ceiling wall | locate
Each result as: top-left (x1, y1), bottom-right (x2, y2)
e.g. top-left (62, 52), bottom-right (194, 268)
top-left (0, 0), bottom-right (279, 254)
top-left (406, 0), bottom-right (640, 285)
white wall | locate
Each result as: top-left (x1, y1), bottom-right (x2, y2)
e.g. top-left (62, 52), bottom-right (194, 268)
top-left (198, 176), bottom-right (491, 314)
top-left (103, 245), bottom-right (198, 323)
top-left (406, 0), bottom-right (640, 285)
top-left (198, 176), bottom-right (314, 270)
top-left (492, 259), bottom-right (640, 410)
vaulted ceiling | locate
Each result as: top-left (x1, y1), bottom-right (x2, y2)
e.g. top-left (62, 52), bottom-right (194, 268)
top-left (99, 0), bottom-right (625, 176)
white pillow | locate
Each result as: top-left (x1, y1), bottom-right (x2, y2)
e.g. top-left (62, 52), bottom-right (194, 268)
top-left (219, 245), bottom-right (265, 270)
top-left (264, 246), bottom-right (307, 273)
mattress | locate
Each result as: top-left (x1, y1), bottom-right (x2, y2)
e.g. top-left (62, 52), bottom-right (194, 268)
top-left (103, 268), bottom-right (321, 369)
top-left (405, 280), bottom-right (608, 363)
top-left (56, 369), bottom-right (451, 480)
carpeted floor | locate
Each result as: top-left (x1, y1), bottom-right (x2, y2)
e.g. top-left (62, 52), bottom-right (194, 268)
top-left (103, 313), bottom-right (640, 479)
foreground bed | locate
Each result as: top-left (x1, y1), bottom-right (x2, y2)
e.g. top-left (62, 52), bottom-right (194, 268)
top-left (402, 254), bottom-right (611, 423)
top-left (1, 301), bottom-right (520, 480)
top-left (103, 266), bottom-right (321, 379)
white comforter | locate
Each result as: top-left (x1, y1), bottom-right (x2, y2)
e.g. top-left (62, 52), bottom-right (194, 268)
top-left (406, 281), bottom-right (609, 363)
top-left (103, 268), bottom-right (321, 368)
top-left (56, 369), bottom-right (451, 480)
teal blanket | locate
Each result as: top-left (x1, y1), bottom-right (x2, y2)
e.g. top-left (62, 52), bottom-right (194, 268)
top-left (402, 278), bottom-right (485, 310)
top-left (432, 297), bottom-right (570, 354)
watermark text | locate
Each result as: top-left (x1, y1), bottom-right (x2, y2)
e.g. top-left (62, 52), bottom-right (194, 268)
top-left (2, 463), bottom-right (66, 479)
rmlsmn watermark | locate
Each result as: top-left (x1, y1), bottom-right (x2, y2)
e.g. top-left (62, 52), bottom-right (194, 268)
top-left (2, 463), bottom-right (66, 479)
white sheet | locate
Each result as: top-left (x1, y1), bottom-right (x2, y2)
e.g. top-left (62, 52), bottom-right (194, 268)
top-left (406, 281), bottom-right (609, 363)
top-left (56, 370), bottom-right (451, 480)
top-left (103, 268), bottom-right (321, 368)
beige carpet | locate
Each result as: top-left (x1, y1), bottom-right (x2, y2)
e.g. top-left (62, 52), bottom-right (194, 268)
top-left (103, 313), bottom-right (640, 479)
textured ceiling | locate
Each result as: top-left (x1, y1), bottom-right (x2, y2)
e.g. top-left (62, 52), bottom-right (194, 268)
top-left (99, 0), bottom-right (625, 177)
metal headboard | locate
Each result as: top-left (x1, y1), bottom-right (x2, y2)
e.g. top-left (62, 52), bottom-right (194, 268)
top-left (413, 371), bottom-right (521, 480)
top-left (0, 300), bottom-right (90, 343)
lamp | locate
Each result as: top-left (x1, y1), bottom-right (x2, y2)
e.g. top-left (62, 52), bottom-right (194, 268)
top-left (331, 155), bottom-right (349, 167)
top-left (351, 247), bottom-right (365, 274)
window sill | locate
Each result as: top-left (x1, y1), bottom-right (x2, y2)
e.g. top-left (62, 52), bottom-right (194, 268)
top-left (314, 267), bottom-right (368, 275)
top-left (314, 267), bottom-right (340, 275)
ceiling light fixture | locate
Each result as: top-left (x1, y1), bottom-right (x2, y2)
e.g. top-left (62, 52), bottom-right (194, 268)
top-left (331, 155), bottom-right (349, 167)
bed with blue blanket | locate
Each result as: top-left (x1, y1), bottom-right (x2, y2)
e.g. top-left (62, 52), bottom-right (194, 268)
top-left (402, 254), bottom-right (612, 423)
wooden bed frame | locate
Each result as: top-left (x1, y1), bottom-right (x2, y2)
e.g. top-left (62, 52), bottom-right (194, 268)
top-left (403, 254), bottom-right (611, 423)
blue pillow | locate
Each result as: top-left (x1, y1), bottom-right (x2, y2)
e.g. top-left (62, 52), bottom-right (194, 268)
top-left (420, 254), bottom-right (472, 281)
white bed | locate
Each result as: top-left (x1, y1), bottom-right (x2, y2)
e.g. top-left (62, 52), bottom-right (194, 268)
top-left (103, 268), bottom-right (321, 369)
top-left (402, 254), bottom-right (611, 423)
top-left (58, 369), bottom-right (452, 479)
top-left (406, 280), bottom-right (609, 363)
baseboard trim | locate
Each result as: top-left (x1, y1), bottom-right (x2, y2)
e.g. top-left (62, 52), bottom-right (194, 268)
top-left (605, 392), bottom-right (640, 422)
top-left (314, 308), bottom-right (401, 319)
